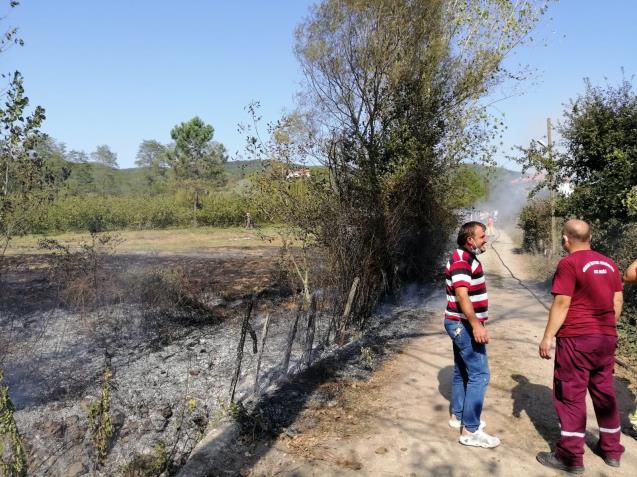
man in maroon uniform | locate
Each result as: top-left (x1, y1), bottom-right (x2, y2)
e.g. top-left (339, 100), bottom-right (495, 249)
top-left (537, 219), bottom-right (625, 473)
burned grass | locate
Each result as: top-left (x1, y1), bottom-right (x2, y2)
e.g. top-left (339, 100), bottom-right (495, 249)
top-left (1, 247), bottom-right (285, 316)
top-left (201, 308), bottom-right (436, 475)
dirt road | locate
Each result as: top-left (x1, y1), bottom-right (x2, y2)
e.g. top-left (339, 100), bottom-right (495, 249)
top-left (248, 233), bottom-right (637, 476)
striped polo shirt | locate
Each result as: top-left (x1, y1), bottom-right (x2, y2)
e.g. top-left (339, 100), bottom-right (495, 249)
top-left (445, 248), bottom-right (488, 321)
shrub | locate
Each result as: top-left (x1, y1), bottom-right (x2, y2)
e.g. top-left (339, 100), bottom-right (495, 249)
top-left (122, 267), bottom-right (217, 326)
top-left (518, 198), bottom-right (552, 253)
top-left (197, 192), bottom-right (251, 227)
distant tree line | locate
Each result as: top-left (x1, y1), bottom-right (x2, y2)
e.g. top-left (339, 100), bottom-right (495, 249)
top-left (7, 116), bottom-right (490, 236)
top-left (9, 116), bottom-right (239, 233)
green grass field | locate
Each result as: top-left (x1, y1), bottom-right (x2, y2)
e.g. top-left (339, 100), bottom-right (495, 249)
top-left (6, 226), bottom-right (285, 255)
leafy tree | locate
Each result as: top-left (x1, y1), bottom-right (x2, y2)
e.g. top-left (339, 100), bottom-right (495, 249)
top-left (268, 0), bottom-right (550, 324)
top-left (0, 71), bottom-right (47, 256)
top-left (168, 117), bottom-right (227, 225)
top-left (516, 78), bottom-right (637, 250)
top-left (135, 139), bottom-right (170, 191)
top-left (68, 149), bottom-right (89, 163)
top-left (33, 136), bottom-right (72, 190)
top-left (558, 79), bottom-right (637, 223)
top-left (90, 144), bottom-right (118, 196)
top-left (90, 144), bottom-right (118, 168)
top-left (447, 165), bottom-right (488, 209)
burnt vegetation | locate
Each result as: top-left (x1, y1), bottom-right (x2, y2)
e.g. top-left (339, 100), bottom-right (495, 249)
top-left (0, 0), bottom-right (563, 474)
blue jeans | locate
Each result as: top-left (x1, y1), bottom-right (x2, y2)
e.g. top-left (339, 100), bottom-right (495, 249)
top-left (444, 318), bottom-right (490, 432)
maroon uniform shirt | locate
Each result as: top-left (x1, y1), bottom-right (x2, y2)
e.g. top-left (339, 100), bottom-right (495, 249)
top-left (551, 249), bottom-right (623, 337)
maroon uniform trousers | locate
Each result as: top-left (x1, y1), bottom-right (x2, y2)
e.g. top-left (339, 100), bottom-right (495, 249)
top-left (553, 335), bottom-right (624, 466)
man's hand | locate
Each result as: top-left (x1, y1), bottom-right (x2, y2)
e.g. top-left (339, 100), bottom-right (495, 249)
top-left (454, 287), bottom-right (489, 343)
top-left (539, 337), bottom-right (553, 359)
top-left (539, 294), bottom-right (570, 360)
top-left (472, 323), bottom-right (489, 344)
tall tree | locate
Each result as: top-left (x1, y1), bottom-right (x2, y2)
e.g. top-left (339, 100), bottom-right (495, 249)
top-left (1, 4), bottom-right (44, 472)
top-left (271, 0), bottom-right (550, 324)
top-left (168, 117), bottom-right (227, 225)
top-left (135, 139), bottom-right (170, 191)
top-left (90, 144), bottom-right (119, 168)
top-left (90, 144), bottom-right (118, 196)
top-left (68, 149), bottom-right (89, 163)
top-left (517, 78), bottom-right (637, 227)
top-left (0, 72), bottom-right (47, 254)
top-left (558, 79), bottom-right (637, 224)
top-left (33, 136), bottom-right (72, 190)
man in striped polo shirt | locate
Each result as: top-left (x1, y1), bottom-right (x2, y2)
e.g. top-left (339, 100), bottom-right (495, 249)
top-left (443, 221), bottom-right (500, 448)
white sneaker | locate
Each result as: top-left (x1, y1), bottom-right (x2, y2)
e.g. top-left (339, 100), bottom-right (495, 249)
top-left (448, 415), bottom-right (486, 430)
top-left (459, 429), bottom-right (500, 448)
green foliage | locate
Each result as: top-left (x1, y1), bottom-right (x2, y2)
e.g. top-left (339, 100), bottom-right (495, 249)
top-left (169, 117), bottom-right (226, 182)
top-left (518, 198), bottom-right (552, 253)
top-left (197, 192), bottom-right (252, 226)
top-left (91, 144), bottom-right (118, 168)
top-left (360, 346), bottom-right (373, 369)
top-left (0, 70), bottom-right (48, 251)
top-left (447, 165), bottom-right (488, 209)
top-left (23, 192), bottom-right (254, 233)
top-left (168, 117), bottom-right (228, 226)
top-left (135, 140), bottom-right (171, 191)
top-left (558, 79), bottom-right (637, 222)
top-left (216, 399), bottom-right (245, 420)
top-left (625, 185), bottom-right (637, 217)
top-left (88, 368), bottom-right (114, 465)
top-left (273, 0), bottom-right (549, 324)
top-left (0, 369), bottom-right (27, 477)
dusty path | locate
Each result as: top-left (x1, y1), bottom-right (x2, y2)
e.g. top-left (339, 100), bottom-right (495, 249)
top-left (248, 233), bottom-right (637, 476)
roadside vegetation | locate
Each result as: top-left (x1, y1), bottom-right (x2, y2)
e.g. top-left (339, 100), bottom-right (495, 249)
top-left (517, 78), bottom-right (637, 363)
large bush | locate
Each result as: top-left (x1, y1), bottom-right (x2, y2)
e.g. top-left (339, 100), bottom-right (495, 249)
top-left (518, 198), bottom-right (552, 253)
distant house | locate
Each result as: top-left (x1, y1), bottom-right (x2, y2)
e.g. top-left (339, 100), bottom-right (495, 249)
top-left (285, 168), bottom-right (311, 180)
top-left (510, 173), bottom-right (545, 184)
top-left (510, 173), bottom-right (574, 196)
top-left (558, 181), bottom-right (574, 196)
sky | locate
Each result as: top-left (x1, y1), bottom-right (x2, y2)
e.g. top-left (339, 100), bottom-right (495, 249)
top-left (3, 1), bottom-right (637, 170)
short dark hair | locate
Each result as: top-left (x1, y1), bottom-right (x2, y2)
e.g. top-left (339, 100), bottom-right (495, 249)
top-left (457, 221), bottom-right (486, 247)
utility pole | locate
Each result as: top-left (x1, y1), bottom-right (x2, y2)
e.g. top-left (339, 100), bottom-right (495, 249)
top-left (547, 117), bottom-right (557, 256)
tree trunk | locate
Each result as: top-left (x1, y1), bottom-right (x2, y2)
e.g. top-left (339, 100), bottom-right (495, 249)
top-left (303, 294), bottom-right (317, 367)
top-left (193, 190), bottom-right (198, 227)
top-left (229, 297), bottom-right (255, 402)
top-left (253, 313), bottom-right (272, 395)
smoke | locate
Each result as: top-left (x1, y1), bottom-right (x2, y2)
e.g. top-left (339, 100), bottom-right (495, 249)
top-left (472, 169), bottom-right (542, 231)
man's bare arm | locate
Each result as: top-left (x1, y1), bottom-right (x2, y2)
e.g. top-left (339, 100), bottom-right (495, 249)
top-left (455, 287), bottom-right (488, 344)
top-left (539, 294), bottom-right (571, 359)
top-left (613, 291), bottom-right (623, 322)
top-left (623, 258), bottom-right (637, 284)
